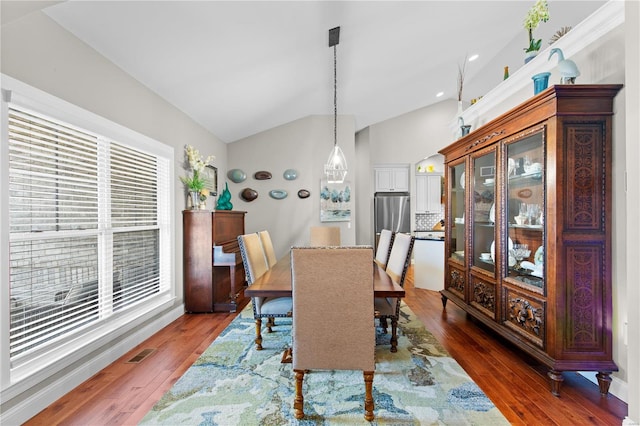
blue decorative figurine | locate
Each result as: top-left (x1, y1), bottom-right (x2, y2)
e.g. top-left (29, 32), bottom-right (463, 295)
top-left (548, 48), bottom-right (580, 84)
top-left (216, 182), bottom-right (233, 210)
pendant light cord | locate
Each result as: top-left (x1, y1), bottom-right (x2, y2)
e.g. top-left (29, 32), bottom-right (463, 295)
top-left (333, 44), bottom-right (337, 149)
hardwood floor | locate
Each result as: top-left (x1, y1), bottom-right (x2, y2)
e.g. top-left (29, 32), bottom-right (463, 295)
top-left (26, 267), bottom-right (627, 425)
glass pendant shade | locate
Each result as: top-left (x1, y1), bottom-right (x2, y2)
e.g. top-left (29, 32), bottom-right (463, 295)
top-left (325, 145), bottom-right (348, 183)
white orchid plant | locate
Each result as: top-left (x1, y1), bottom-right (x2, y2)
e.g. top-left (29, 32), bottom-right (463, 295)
top-left (180, 145), bottom-right (215, 194)
top-left (523, 0), bottom-right (550, 53)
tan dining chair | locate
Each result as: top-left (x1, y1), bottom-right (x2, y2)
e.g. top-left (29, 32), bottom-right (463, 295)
top-left (291, 246), bottom-right (375, 421)
top-left (309, 226), bottom-right (341, 246)
top-left (238, 233), bottom-right (292, 350)
top-left (258, 230), bottom-right (277, 268)
top-left (374, 232), bottom-right (415, 352)
top-left (374, 229), bottom-right (395, 269)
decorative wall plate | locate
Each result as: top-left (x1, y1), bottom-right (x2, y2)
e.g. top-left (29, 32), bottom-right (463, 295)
top-left (227, 169), bottom-right (246, 183)
top-left (269, 189), bottom-right (287, 200)
top-left (240, 188), bottom-right (258, 202)
top-left (297, 189), bottom-right (310, 199)
top-left (254, 171), bottom-right (272, 180)
top-left (283, 169), bottom-right (298, 180)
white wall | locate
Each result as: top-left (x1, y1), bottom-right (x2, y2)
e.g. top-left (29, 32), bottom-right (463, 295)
top-left (624, 1), bottom-right (640, 423)
top-left (227, 115), bottom-right (356, 257)
top-left (1, 9), bottom-right (226, 422)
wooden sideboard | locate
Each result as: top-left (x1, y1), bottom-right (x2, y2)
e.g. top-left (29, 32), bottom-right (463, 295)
top-left (183, 210), bottom-right (247, 313)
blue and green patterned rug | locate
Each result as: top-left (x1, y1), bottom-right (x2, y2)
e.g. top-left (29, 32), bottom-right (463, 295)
top-left (140, 303), bottom-right (508, 425)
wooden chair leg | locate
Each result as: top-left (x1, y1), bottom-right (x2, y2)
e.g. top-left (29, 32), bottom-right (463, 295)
top-left (267, 316), bottom-right (274, 333)
top-left (294, 369), bottom-right (305, 419)
top-left (390, 317), bottom-right (398, 353)
top-left (255, 318), bottom-right (263, 350)
top-left (380, 317), bottom-right (388, 334)
top-left (363, 371), bottom-right (375, 421)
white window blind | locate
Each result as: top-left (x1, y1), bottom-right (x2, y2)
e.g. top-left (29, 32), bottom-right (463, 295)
top-left (8, 106), bottom-right (163, 360)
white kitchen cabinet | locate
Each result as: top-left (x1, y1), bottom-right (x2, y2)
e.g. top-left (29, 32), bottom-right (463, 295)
top-left (374, 167), bottom-right (409, 192)
top-left (415, 173), bottom-right (442, 213)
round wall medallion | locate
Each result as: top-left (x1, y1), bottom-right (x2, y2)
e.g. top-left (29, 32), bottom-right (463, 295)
top-left (227, 169), bottom-right (246, 183)
top-left (240, 188), bottom-right (258, 202)
top-left (297, 189), bottom-right (310, 199)
top-left (254, 171), bottom-right (272, 180)
top-left (283, 169), bottom-right (298, 180)
top-left (269, 189), bottom-right (288, 200)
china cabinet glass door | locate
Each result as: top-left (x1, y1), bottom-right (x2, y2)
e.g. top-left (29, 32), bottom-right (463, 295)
top-left (472, 151), bottom-right (496, 274)
top-left (505, 129), bottom-right (545, 290)
top-left (449, 162), bottom-right (466, 263)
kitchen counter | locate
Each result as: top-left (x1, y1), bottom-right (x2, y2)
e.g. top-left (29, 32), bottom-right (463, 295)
top-left (414, 231), bottom-right (445, 241)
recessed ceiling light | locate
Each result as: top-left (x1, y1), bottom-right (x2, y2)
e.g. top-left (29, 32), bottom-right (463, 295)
top-left (469, 54), bottom-right (479, 62)
top-left (436, 92), bottom-right (444, 97)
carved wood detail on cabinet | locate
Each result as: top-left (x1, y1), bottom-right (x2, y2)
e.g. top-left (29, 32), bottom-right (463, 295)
top-left (471, 278), bottom-right (496, 319)
top-left (440, 85), bottom-right (622, 396)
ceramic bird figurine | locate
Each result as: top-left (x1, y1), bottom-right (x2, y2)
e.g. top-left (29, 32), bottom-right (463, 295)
top-left (548, 48), bottom-right (580, 84)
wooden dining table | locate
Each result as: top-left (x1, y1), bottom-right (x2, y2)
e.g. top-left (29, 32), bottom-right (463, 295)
top-left (245, 252), bottom-right (405, 299)
top-left (245, 251), bottom-right (405, 361)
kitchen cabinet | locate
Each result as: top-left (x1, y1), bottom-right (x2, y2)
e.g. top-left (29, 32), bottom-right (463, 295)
top-left (439, 85), bottom-right (622, 397)
top-left (416, 173), bottom-right (442, 213)
top-left (374, 166), bottom-right (409, 192)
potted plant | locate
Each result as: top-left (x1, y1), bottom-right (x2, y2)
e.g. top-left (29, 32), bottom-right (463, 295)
top-left (180, 145), bottom-right (215, 209)
top-left (523, 0), bottom-right (550, 63)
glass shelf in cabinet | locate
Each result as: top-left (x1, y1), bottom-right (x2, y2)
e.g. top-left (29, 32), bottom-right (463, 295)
top-left (508, 172), bottom-right (543, 183)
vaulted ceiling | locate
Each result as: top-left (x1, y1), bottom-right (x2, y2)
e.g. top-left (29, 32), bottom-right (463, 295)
top-left (4, 1), bottom-right (605, 142)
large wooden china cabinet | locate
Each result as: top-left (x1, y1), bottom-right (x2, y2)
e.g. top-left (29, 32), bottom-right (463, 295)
top-left (439, 85), bottom-right (622, 396)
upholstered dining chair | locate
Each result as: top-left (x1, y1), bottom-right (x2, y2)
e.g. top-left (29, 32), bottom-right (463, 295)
top-left (374, 232), bottom-right (415, 352)
top-left (291, 246), bottom-right (375, 421)
top-left (258, 230), bottom-right (277, 268)
top-left (309, 226), bottom-right (341, 246)
top-left (238, 233), bottom-right (292, 350)
top-left (374, 229), bottom-right (395, 269)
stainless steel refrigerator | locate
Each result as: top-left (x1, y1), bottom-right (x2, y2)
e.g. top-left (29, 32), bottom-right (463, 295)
top-left (374, 192), bottom-right (411, 249)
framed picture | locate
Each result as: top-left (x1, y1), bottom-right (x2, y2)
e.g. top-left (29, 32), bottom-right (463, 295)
top-left (320, 179), bottom-right (351, 222)
top-left (204, 165), bottom-right (217, 196)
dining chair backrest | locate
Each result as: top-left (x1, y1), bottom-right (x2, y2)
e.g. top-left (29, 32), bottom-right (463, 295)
top-left (238, 233), bottom-right (269, 284)
top-left (291, 246), bottom-right (374, 371)
top-left (374, 229), bottom-right (395, 268)
top-left (258, 230), bottom-right (277, 268)
top-left (385, 233), bottom-right (415, 286)
top-left (309, 226), bottom-right (341, 246)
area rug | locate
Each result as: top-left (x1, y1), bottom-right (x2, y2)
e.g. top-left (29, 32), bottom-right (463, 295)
top-left (140, 303), bottom-right (509, 425)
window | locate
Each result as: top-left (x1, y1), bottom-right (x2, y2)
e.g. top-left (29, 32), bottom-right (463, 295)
top-left (2, 76), bottom-right (173, 377)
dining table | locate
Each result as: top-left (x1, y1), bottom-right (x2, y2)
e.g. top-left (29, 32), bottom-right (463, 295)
top-left (244, 251), bottom-right (405, 361)
top-left (245, 252), bottom-right (405, 299)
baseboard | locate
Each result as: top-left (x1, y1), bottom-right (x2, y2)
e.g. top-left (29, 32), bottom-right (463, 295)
top-left (579, 371), bottom-right (628, 404)
top-left (0, 305), bottom-right (184, 425)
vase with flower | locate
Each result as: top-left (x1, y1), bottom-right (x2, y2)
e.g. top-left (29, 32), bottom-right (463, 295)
top-left (523, 0), bottom-right (550, 64)
top-left (180, 145), bottom-right (215, 210)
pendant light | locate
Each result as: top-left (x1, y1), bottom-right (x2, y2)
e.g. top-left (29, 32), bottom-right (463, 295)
top-left (324, 26), bottom-right (348, 184)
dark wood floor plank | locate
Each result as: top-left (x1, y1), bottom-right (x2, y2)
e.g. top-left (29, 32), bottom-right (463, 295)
top-left (24, 267), bottom-right (626, 425)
